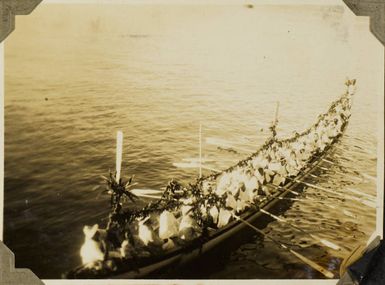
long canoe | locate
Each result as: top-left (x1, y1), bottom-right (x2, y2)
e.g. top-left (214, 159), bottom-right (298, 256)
top-left (66, 120), bottom-right (348, 279)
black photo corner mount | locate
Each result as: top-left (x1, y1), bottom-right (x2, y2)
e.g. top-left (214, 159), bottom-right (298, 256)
top-left (338, 236), bottom-right (385, 284)
top-left (0, 241), bottom-right (44, 285)
top-left (0, 0), bottom-right (43, 43)
top-left (0, 0), bottom-right (384, 284)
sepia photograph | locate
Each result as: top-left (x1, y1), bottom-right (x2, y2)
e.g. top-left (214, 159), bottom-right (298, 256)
top-left (2, 0), bottom-right (384, 282)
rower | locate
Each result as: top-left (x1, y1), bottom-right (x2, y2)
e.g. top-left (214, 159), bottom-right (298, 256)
top-left (243, 170), bottom-right (259, 197)
top-left (137, 217), bottom-right (154, 246)
top-left (272, 160), bottom-right (287, 186)
top-left (345, 78), bottom-right (356, 96)
top-left (159, 210), bottom-right (179, 249)
top-left (286, 150), bottom-right (300, 176)
top-left (307, 131), bottom-right (319, 155)
top-left (254, 167), bottom-right (265, 185)
top-left (202, 179), bottom-right (215, 195)
top-left (252, 153), bottom-right (268, 170)
top-left (226, 192), bottom-right (238, 210)
top-left (264, 156), bottom-right (275, 183)
top-left (215, 172), bottom-right (232, 196)
top-left (297, 148), bottom-right (309, 166)
top-left (217, 208), bottom-right (232, 228)
top-left (327, 120), bottom-right (339, 138)
top-left (179, 211), bottom-right (199, 241)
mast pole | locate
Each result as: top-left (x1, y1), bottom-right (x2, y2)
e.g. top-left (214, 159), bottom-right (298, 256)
top-left (116, 130), bottom-right (123, 182)
top-left (274, 101), bottom-right (280, 125)
top-left (199, 123), bottom-right (202, 178)
top-left (272, 101), bottom-right (280, 137)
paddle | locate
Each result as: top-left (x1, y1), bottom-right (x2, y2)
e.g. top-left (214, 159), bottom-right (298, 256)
top-left (233, 214), bottom-right (334, 279)
top-left (259, 209), bottom-right (340, 250)
top-left (334, 143), bottom-right (376, 158)
top-left (275, 197), bottom-right (356, 218)
top-left (264, 183), bottom-right (300, 196)
top-left (346, 188), bottom-right (376, 201)
top-left (284, 177), bottom-right (376, 208)
top-left (182, 157), bottom-right (214, 163)
top-left (205, 137), bottom-right (255, 154)
top-left (320, 158), bottom-right (376, 182)
top-left (172, 162), bottom-right (220, 173)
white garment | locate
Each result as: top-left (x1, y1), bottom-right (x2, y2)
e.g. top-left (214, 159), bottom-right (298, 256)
top-left (217, 209), bottom-right (232, 228)
top-left (215, 172), bottom-right (232, 196)
top-left (244, 176), bottom-right (258, 193)
top-left (138, 220), bottom-right (154, 246)
top-left (159, 210), bottom-right (179, 240)
top-left (179, 215), bottom-right (195, 231)
top-left (226, 194), bottom-right (237, 209)
top-left (209, 206), bottom-right (219, 223)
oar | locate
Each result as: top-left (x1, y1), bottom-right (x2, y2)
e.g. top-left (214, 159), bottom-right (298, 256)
top-left (321, 158), bottom-right (334, 164)
top-left (265, 183), bottom-right (300, 196)
top-left (267, 161), bottom-right (375, 208)
top-left (173, 162), bottom-right (221, 173)
top-left (201, 165), bottom-right (221, 173)
top-left (342, 209), bottom-right (356, 218)
top-left (286, 177), bottom-right (376, 208)
top-left (182, 157), bottom-right (214, 163)
top-left (276, 197), bottom-right (356, 218)
top-left (361, 173), bottom-right (376, 182)
top-left (313, 165), bottom-right (329, 171)
top-left (259, 209), bottom-right (340, 250)
top-left (320, 159), bottom-right (376, 182)
top-left (134, 193), bottom-right (163, 199)
top-left (333, 153), bottom-right (352, 162)
top-left (346, 188), bottom-right (376, 201)
top-left (173, 162), bottom-right (200, 169)
top-left (308, 173), bottom-right (318, 179)
top-left (131, 189), bottom-right (163, 195)
top-left (334, 144), bottom-right (376, 158)
top-left (306, 165), bottom-right (362, 182)
top-left (233, 214), bottom-right (334, 279)
top-left (277, 197), bottom-right (302, 202)
top-left (205, 137), bottom-right (255, 154)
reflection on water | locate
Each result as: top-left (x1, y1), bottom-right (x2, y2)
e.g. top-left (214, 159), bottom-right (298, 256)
top-left (4, 4), bottom-right (381, 279)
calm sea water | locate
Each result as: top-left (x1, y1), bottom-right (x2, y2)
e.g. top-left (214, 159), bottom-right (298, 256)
top-left (4, 4), bottom-right (381, 279)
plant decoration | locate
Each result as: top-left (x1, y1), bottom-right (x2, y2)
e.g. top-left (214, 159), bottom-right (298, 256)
top-left (269, 121), bottom-right (277, 137)
top-left (98, 172), bottom-right (138, 256)
top-left (103, 171), bottom-right (138, 208)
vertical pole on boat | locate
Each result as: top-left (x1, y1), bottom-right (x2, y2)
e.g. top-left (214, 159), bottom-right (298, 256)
top-left (199, 123), bottom-right (202, 178)
top-left (116, 131), bottom-right (123, 182)
top-left (274, 101), bottom-right (280, 125)
top-left (271, 101), bottom-right (279, 138)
